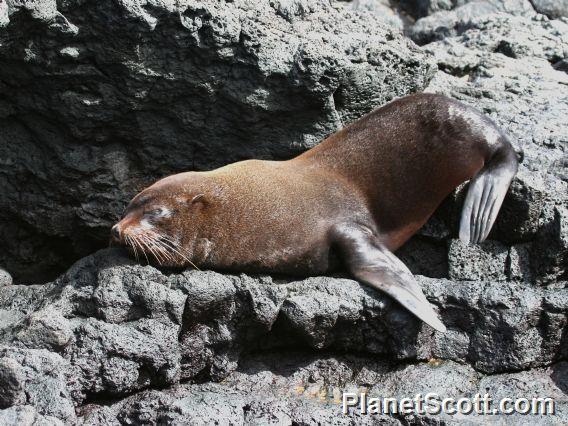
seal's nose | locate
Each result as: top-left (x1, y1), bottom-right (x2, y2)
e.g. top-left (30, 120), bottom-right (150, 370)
top-left (111, 224), bottom-right (121, 241)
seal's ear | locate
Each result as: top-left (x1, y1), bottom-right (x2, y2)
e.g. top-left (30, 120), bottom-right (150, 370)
top-left (190, 193), bottom-right (206, 205)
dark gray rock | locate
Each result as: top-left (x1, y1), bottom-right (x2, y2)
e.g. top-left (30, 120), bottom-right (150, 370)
top-left (491, 0), bottom-right (536, 15)
top-left (350, 0), bottom-right (407, 30)
top-left (0, 0), bottom-right (434, 283)
top-left (0, 269), bottom-right (11, 287)
top-left (531, 204), bottom-right (568, 285)
top-left (423, 276), bottom-right (567, 373)
top-left (410, 1), bottom-right (501, 45)
top-left (554, 58), bottom-right (568, 72)
top-left (77, 353), bottom-right (568, 424)
top-left (0, 347), bottom-right (75, 424)
top-left (400, 0), bottom-right (535, 19)
top-left (0, 248), bottom-right (565, 422)
top-left (531, 0), bottom-right (568, 19)
top-left (400, 0), bottom-right (464, 18)
top-left (508, 243), bottom-right (534, 282)
top-left (424, 23), bottom-right (568, 183)
top-left (397, 236), bottom-right (449, 278)
top-left (420, 9), bottom-right (568, 287)
top-left (0, 357), bottom-right (25, 409)
top-left (410, 1), bottom-right (565, 45)
top-left (493, 168), bottom-right (549, 243)
top-left (448, 239), bottom-right (509, 281)
top-left (7, 308), bottom-right (72, 352)
top-left (417, 12), bottom-right (568, 62)
top-left (0, 405), bottom-right (64, 426)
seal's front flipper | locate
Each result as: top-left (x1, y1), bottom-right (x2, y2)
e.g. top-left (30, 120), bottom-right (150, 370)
top-left (334, 225), bottom-right (446, 332)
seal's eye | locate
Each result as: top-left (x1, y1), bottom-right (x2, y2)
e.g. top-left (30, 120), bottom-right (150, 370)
top-left (144, 208), bottom-right (165, 218)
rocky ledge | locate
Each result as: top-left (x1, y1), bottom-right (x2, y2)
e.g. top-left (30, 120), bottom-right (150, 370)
top-left (0, 246), bottom-right (566, 424)
top-left (0, 0), bottom-right (567, 424)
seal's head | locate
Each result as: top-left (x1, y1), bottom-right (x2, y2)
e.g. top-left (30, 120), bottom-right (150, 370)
top-left (111, 173), bottom-right (207, 268)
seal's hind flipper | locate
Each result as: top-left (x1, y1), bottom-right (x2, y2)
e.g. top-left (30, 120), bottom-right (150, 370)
top-left (334, 225), bottom-right (446, 332)
top-left (459, 145), bottom-right (518, 244)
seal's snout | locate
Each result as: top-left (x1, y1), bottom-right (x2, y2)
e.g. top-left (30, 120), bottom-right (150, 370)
top-left (111, 224), bottom-right (121, 242)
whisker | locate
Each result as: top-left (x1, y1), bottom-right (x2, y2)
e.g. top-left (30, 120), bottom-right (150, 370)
top-left (126, 235), bottom-right (140, 262)
top-left (147, 231), bottom-right (201, 271)
top-left (131, 235), bottom-right (143, 263)
top-left (140, 235), bottom-right (164, 265)
top-left (134, 237), bottom-right (143, 263)
top-left (134, 235), bottom-right (151, 265)
top-left (149, 237), bottom-right (176, 262)
top-left (148, 230), bottom-right (186, 253)
top-left (145, 234), bottom-right (173, 266)
top-left (126, 229), bottom-right (202, 271)
top-left (149, 241), bottom-right (170, 265)
top-left (149, 231), bottom-right (185, 252)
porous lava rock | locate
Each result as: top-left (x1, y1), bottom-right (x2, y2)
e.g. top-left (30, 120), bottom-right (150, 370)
top-left (0, 0), bottom-right (566, 423)
top-left (0, 0), bottom-right (434, 283)
top-left (0, 247), bottom-right (565, 422)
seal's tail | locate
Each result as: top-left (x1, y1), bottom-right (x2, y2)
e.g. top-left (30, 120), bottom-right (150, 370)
top-left (459, 138), bottom-right (518, 244)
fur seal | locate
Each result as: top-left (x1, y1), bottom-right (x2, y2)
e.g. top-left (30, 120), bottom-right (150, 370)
top-left (111, 93), bottom-right (519, 332)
